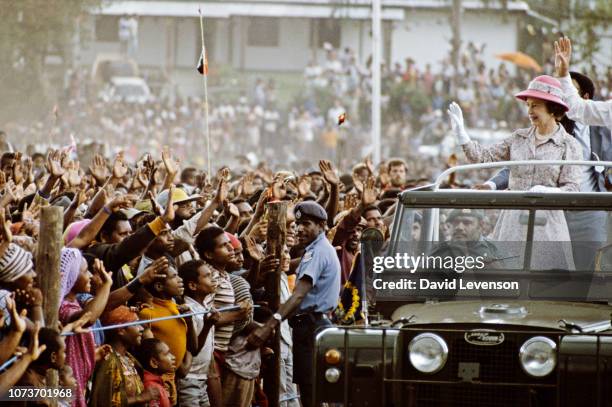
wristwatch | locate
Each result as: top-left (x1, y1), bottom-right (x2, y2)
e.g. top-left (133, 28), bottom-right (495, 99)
top-left (272, 313), bottom-right (283, 324)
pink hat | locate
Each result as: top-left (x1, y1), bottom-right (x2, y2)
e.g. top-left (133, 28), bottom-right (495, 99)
top-left (225, 232), bottom-right (242, 250)
top-left (515, 75), bottom-right (569, 112)
top-left (63, 219), bottom-right (91, 245)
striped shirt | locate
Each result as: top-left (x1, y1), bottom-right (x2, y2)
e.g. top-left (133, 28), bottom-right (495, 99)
top-left (229, 274), bottom-right (253, 335)
top-left (212, 268), bottom-right (235, 352)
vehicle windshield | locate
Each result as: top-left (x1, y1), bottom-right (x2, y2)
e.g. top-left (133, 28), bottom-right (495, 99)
top-left (105, 61), bottom-right (136, 77)
top-left (115, 83), bottom-right (147, 97)
top-left (367, 190), bottom-right (612, 303)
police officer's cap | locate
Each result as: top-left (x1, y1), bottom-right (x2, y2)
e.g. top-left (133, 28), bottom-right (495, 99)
top-left (295, 201), bottom-right (327, 222)
top-left (446, 208), bottom-right (484, 223)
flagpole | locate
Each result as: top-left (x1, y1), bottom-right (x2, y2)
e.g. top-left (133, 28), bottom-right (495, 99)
top-left (359, 251), bottom-right (369, 326)
top-left (198, 6), bottom-right (212, 178)
top-left (371, 0), bottom-right (382, 165)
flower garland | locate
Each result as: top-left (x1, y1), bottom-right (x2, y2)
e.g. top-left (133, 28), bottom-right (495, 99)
top-left (334, 281), bottom-right (360, 325)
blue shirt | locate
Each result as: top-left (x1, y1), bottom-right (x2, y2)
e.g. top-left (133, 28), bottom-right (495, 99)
top-left (76, 293), bottom-right (105, 346)
top-left (296, 232), bottom-right (341, 313)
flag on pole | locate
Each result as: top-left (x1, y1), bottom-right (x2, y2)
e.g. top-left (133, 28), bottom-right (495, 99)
top-left (197, 50), bottom-right (208, 76)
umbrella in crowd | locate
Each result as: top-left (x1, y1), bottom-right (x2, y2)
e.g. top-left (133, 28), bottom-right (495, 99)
top-left (496, 51), bottom-right (542, 72)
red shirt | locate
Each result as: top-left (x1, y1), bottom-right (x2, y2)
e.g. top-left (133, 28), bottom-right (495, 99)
top-left (143, 370), bottom-right (171, 407)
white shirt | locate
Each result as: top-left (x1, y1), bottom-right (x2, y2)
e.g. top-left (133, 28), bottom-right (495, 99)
top-left (173, 211), bottom-right (204, 265)
top-left (279, 273), bottom-right (292, 346)
top-left (184, 295), bottom-right (215, 380)
top-left (560, 74), bottom-right (612, 131)
top-left (572, 122), bottom-right (598, 192)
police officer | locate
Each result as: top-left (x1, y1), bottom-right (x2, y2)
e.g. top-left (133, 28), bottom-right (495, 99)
top-left (247, 201), bottom-right (340, 407)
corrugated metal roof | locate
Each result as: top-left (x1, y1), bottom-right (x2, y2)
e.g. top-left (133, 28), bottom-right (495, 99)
top-left (106, 0), bottom-right (529, 9)
top-left (94, 1), bottom-right (405, 20)
top-left (227, 0), bottom-right (530, 11)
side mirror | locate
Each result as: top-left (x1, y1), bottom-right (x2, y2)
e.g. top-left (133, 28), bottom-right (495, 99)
top-left (361, 227), bottom-right (385, 254)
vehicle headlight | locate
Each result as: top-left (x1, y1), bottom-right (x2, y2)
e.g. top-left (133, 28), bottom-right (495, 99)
top-left (408, 333), bottom-right (448, 373)
top-left (325, 367), bottom-right (341, 383)
top-left (324, 349), bottom-right (342, 365)
top-left (519, 336), bottom-right (556, 377)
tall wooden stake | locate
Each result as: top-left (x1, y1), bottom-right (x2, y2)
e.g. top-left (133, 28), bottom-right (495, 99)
top-left (36, 206), bottom-right (63, 407)
top-left (264, 201), bottom-right (287, 407)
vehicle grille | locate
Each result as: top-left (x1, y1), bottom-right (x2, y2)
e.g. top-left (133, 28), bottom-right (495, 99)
top-left (409, 383), bottom-right (556, 407)
top-left (402, 329), bottom-right (558, 406)
top-left (404, 329), bottom-right (557, 385)
top-left (448, 335), bottom-right (519, 382)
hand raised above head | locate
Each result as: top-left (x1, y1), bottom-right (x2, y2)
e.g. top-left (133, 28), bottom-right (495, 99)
top-left (554, 37), bottom-right (572, 77)
top-left (112, 152), bottom-right (128, 179)
top-left (447, 102), bottom-right (471, 145)
top-left (161, 146), bottom-right (180, 177)
top-left (46, 150), bottom-right (66, 178)
top-left (319, 160), bottom-right (339, 186)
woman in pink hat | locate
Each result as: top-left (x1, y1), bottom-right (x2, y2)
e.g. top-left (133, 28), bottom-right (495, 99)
top-left (447, 75), bottom-right (583, 269)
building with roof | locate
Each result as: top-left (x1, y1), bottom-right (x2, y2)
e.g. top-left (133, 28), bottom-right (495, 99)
top-left (81, 0), bottom-right (554, 96)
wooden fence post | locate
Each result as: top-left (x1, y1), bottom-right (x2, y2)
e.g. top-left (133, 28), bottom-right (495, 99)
top-left (264, 201), bottom-right (287, 407)
top-left (36, 206), bottom-right (63, 407)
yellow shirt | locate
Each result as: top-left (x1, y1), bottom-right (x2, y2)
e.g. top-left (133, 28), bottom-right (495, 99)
top-left (139, 297), bottom-right (187, 368)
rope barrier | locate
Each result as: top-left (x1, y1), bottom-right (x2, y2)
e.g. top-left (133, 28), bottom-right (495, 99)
top-left (0, 355), bottom-right (19, 373)
top-left (0, 304), bottom-right (257, 372)
top-left (62, 304), bottom-right (252, 336)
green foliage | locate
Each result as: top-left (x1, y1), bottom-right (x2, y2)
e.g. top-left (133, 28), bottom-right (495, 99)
top-left (526, 0), bottom-right (611, 62)
top-left (0, 0), bottom-right (101, 122)
top-left (386, 81), bottom-right (429, 125)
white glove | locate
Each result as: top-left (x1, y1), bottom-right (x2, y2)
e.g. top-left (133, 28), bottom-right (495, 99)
top-left (447, 102), bottom-right (471, 145)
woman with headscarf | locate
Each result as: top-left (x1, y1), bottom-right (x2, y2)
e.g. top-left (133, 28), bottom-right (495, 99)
top-left (448, 75), bottom-right (583, 270)
top-left (90, 306), bottom-right (160, 406)
top-left (59, 248), bottom-right (113, 407)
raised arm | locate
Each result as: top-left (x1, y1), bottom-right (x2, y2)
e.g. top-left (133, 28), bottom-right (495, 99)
top-left (65, 260), bottom-right (112, 325)
top-left (448, 102), bottom-right (512, 163)
top-left (100, 187), bottom-right (175, 271)
top-left (320, 160), bottom-right (340, 229)
top-left (555, 37), bottom-right (612, 128)
top-left (68, 195), bottom-right (131, 249)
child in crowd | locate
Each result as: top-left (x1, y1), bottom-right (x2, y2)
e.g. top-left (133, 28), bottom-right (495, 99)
top-left (59, 248), bottom-right (113, 407)
top-left (59, 365), bottom-right (77, 407)
top-left (177, 260), bottom-right (219, 407)
top-left (137, 338), bottom-right (176, 407)
top-left (16, 328), bottom-right (65, 388)
top-left (139, 260), bottom-right (193, 405)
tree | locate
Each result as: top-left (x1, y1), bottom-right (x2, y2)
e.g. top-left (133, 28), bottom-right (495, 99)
top-left (0, 0), bottom-right (101, 122)
top-left (526, 0), bottom-right (611, 64)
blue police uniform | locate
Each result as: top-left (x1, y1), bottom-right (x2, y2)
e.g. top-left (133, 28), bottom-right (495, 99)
top-left (290, 202), bottom-right (341, 407)
top-left (296, 231), bottom-right (341, 313)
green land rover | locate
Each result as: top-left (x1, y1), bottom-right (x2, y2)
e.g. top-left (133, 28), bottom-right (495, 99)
top-left (314, 161), bottom-right (612, 407)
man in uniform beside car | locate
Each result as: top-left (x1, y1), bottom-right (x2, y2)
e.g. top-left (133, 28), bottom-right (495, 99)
top-left (246, 201), bottom-right (340, 407)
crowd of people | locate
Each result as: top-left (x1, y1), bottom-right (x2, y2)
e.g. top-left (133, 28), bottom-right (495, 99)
top-left (6, 39), bottom-right (610, 178)
top-left (297, 41), bottom-right (612, 160)
top-left (0, 33), bottom-right (610, 407)
top-left (0, 135), bottom-right (422, 406)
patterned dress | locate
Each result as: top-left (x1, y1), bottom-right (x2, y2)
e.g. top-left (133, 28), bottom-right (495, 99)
top-left (59, 300), bottom-right (96, 407)
top-left (462, 125), bottom-right (583, 270)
